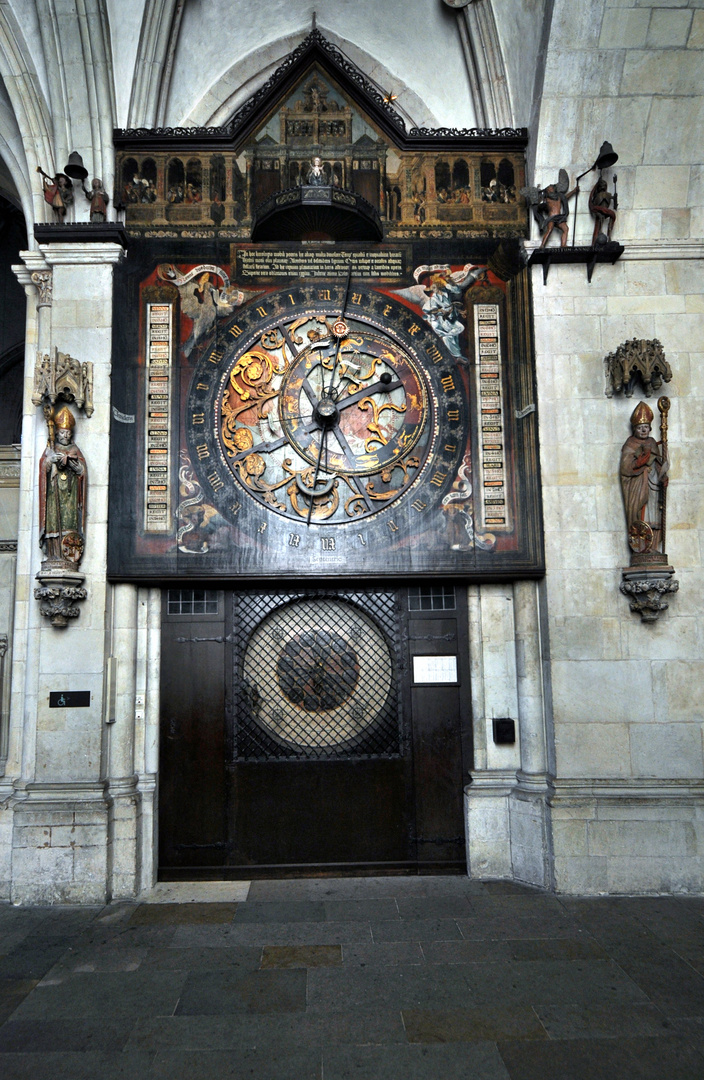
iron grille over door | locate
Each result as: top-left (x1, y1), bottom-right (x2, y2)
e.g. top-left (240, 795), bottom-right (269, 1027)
top-left (231, 589), bottom-right (404, 761)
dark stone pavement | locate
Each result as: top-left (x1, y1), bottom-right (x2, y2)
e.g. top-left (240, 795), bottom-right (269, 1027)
top-left (2, 876), bottom-right (704, 1078)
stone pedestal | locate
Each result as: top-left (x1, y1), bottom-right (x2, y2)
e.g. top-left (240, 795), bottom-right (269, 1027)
top-left (620, 565), bottom-right (679, 622)
top-left (34, 567), bottom-right (87, 627)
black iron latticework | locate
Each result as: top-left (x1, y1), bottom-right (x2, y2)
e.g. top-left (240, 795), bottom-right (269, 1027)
top-left (231, 588), bottom-right (404, 761)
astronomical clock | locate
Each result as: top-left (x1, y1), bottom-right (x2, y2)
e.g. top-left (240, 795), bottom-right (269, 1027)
top-left (108, 32), bottom-right (542, 583)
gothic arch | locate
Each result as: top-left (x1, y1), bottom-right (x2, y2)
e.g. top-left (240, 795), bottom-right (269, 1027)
top-left (185, 28), bottom-right (443, 133)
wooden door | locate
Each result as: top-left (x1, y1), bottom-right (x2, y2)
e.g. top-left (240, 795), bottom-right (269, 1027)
top-left (159, 584), bottom-right (470, 877)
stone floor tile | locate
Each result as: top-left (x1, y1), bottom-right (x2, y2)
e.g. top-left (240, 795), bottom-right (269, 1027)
top-left (611, 955), bottom-right (704, 1017)
top-left (421, 938), bottom-right (512, 963)
top-left (175, 968), bottom-right (307, 1015)
top-left (0, 945), bottom-right (69, 981)
top-left (8, 969), bottom-right (186, 1020)
top-left (396, 896), bottom-right (473, 919)
top-left (41, 945), bottom-right (147, 979)
top-left (129, 903), bottom-right (237, 925)
top-left (535, 1002), bottom-right (673, 1040)
top-left (371, 918), bottom-right (462, 942)
top-left (260, 944), bottom-right (342, 968)
top-left (126, 1009), bottom-right (406, 1051)
top-left (323, 898), bottom-right (399, 922)
top-left (342, 941), bottom-right (424, 966)
top-left (140, 945), bottom-right (262, 970)
top-left (322, 1042), bottom-right (511, 1079)
top-left (140, 881), bottom-right (250, 904)
top-left (307, 964), bottom-right (472, 1010)
top-left (402, 1005), bottom-right (547, 1042)
top-left (0, 1051), bottom-right (155, 1080)
top-left (479, 881), bottom-right (548, 896)
top-left (0, 979), bottom-right (39, 1024)
top-left (245, 874), bottom-right (478, 902)
top-left (172, 920), bottom-right (373, 947)
top-left (456, 915), bottom-right (588, 941)
top-left (462, 959), bottom-right (648, 1007)
top-left (498, 1035), bottom-right (704, 1080)
top-left (508, 938), bottom-right (608, 961)
top-left (0, 1016), bottom-right (131, 1051)
top-left (150, 1047), bottom-right (322, 1079)
top-left (467, 895), bottom-right (567, 918)
top-left (72, 924), bottom-right (179, 949)
top-left (233, 900), bottom-right (326, 923)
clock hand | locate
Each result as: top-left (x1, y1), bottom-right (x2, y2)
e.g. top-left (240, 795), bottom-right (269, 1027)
top-left (231, 416), bottom-right (322, 462)
top-left (325, 265), bottom-right (353, 398)
top-left (306, 426), bottom-right (329, 527)
top-left (336, 378), bottom-right (403, 411)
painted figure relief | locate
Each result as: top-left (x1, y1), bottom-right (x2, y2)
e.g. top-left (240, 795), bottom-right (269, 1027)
top-left (156, 263), bottom-right (259, 357)
top-left (39, 406), bottom-right (86, 568)
top-left (394, 263), bottom-right (487, 358)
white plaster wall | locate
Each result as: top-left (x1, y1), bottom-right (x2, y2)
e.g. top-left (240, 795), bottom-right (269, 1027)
top-left (533, 0), bottom-right (704, 892)
top-left (166, 0), bottom-right (473, 129)
top-left (105, 0), bottom-right (143, 128)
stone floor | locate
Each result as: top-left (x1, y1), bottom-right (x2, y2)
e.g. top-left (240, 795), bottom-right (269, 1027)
top-left (2, 876), bottom-right (704, 1078)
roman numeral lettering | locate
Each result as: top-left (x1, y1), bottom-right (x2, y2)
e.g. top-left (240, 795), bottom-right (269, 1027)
top-left (229, 324), bottom-right (243, 337)
top-left (430, 469), bottom-right (448, 487)
top-left (207, 470), bottom-right (224, 491)
top-left (192, 412), bottom-right (205, 425)
top-left (448, 409), bottom-right (460, 421)
top-left (196, 382), bottom-right (209, 391)
top-left (411, 499), bottom-right (427, 512)
top-left (318, 289), bottom-right (331, 301)
top-left (256, 306), bottom-right (268, 318)
top-left (426, 344), bottom-right (443, 364)
top-left (388, 520), bottom-right (399, 532)
top-left (195, 443), bottom-right (209, 461)
top-left (351, 292), bottom-right (362, 305)
top-left (408, 323), bottom-right (420, 336)
top-left (441, 375), bottom-right (455, 392)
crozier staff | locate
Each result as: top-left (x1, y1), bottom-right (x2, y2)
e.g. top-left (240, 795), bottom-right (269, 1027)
top-left (39, 407), bottom-right (86, 565)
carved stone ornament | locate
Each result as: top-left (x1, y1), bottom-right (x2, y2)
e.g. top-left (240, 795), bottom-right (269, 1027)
top-left (32, 347), bottom-right (94, 417)
top-left (605, 338), bottom-right (672, 398)
top-left (30, 269), bottom-right (53, 307)
top-left (33, 569), bottom-right (87, 628)
top-left (620, 569), bottom-right (679, 623)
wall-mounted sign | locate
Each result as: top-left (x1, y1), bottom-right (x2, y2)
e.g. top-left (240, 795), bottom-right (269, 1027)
top-left (412, 655), bottom-right (458, 684)
top-left (49, 690), bottom-right (91, 708)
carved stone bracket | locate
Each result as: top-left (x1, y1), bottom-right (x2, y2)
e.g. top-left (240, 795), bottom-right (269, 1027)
top-left (620, 567), bottom-right (679, 623)
top-left (32, 347), bottom-right (94, 417)
top-left (30, 269), bottom-right (53, 307)
top-left (605, 338), bottom-right (672, 398)
top-left (34, 569), bottom-right (87, 628)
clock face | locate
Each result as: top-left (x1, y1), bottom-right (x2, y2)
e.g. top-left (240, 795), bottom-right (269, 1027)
top-left (184, 282), bottom-right (469, 573)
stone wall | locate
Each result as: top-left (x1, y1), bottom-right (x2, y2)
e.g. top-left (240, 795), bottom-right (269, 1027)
top-left (532, 0), bottom-right (704, 892)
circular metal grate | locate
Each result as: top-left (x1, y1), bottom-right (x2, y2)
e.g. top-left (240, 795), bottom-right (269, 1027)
top-left (243, 598), bottom-right (393, 751)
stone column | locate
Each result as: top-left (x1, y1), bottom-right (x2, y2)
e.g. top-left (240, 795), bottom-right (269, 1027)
top-left (105, 583), bottom-right (139, 899)
top-left (511, 579), bottom-right (554, 888)
top-left (465, 583), bottom-right (520, 880)
top-left (7, 241), bottom-right (126, 904)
